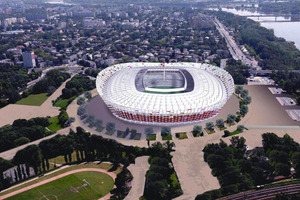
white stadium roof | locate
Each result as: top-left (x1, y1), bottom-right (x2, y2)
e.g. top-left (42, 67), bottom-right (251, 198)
top-left (96, 62), bottom-right (234, 118)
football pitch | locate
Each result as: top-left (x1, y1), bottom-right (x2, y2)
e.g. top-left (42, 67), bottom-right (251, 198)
top-left (6, 171), bottom-right (114, 200)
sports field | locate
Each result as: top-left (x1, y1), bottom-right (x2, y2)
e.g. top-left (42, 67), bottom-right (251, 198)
top-left (5, 171), bottom-right (114, 200)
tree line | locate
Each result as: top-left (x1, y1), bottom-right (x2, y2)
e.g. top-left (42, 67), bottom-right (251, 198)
top-left (0, 126), bottom-right (182, 199)
top-left (196, 133), bottom-right (300, 200)
top-left (0, 117), bottom-right (51, 153)
top-left (211, 10), bottom-right (300, 70)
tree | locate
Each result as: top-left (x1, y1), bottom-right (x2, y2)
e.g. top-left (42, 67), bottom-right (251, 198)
top-left (161, 127), bottom-right (171, 137)
top-left (106, 122), bottom-right (115, 131)
top-left (77, 97), bottom-right (85, 105)
top-left (292, 152), bottom-right (300, 177)
top-left (94, 119), bottom-right (103, 128)
top-left (224, 130), bottom-right (230, 137)
top-left (275, 163), bottom-right (290, 177)
top-left (244, 95), bottom-right (252, 105)
top-left (84, 91), bottom-right (92, 99)
top-left (235, 85), bottom-right (243, 95)
top-left (58, 110), bottom-right (69, 125)
top-left (206, 122), bottom-right (214, 131)
top-left (145, 127), bottom-right (154, 136)
top-left (215, 119), bottom-right (224, 128)
top-left (86, 115), bottom-right (95, 125)
top-left (237, 125), bottom-right (245, 131)
top-left (240, 105), bottom-right (249, 116)
top-left (227, 114), bottom-right (236, 124)
top-left (240, 89), bottom-right (249, 98)
top-left (77, 106), bottom-right (86, 116)
top-left (193, 125), bottom-right (203, 135)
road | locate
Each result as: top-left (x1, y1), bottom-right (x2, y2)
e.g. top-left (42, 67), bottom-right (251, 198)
top-left (214, 18), bottom-right (261, 71)
top-left (26, 62), bottom-right (82, 88)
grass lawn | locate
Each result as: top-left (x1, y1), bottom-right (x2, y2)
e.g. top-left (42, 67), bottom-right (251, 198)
top-left (16, 93), bottom-right (49, 106)
top-left (162, 134), bottom-right (172, 140)
top-left (54, 98), bottom-right (69, 108)
top-left (96, 127), bottom-right (105, 133)
top-left (47, 116), bottom-right (62, 132)
top-left (146, 134), bottom-right (156, 141)
top-left (204, 128), bottom-right (215, 135)
top-left (105, 130), bottom-right (116, 136)
top-left (230, 130), bottom-right (242, 136)
top-left (0, 162), bottom-right (122, 197)
top-left (226, 122), bottom-right (235, 127)
top-left (133, 133), bottom-right (141, 140)
top-left (175, 132), bottom-right (188, 139)
top-left (218, 126), bottom-right (227, 131)
top-left (54, 96), bottom-right (76, 108)
top-left (6, 171), bottom-right (114, 200)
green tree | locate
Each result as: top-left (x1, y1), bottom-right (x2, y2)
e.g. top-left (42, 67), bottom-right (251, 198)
top-left (161, 127), bottom-right (171, 137)
top-left (84, 91), bottom-right (92, 99)
top-left (240, 105), bottom-right (249, 116)
top-left (106, 122), bottom-right (115, 131)
top-left (244, 95), bottom-right (252, 105)
top-left (215, 119), bottom-right (224, 128)
top-left (237, 125), bottom-right (245, 131)
top-left (145, 127), bottom-right (154, 136)
top-left (227, 114), bottom-right (236, 124)
top-left (235, 86), bottom-right (243, 95)
top-left (77, 97), bottom-right (86, 105)
top-left (206, 122), bottom-right (214, 131)
top-left (240, 89), bottom-right (249, 98)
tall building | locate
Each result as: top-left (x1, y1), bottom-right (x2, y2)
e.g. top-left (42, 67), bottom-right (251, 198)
top-left (22, 51), bottom-right (36, 68)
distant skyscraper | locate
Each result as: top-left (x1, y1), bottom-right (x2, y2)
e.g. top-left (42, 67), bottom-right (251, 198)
top-left (22, 51), bottom-right (36, 68)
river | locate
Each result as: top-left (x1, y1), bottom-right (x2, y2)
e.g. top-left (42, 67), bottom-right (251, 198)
top-left (220, 8), bottom-right (300, 50)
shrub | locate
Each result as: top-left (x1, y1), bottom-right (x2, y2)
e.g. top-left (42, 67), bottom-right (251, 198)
top-left (224, 130), bottom-right (230, 137)
top-left (235, 116), bottom-right (241, 123)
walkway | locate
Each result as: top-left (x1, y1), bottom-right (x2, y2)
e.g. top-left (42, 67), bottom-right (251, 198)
top-left (125, 156), bottom-right (150, 200)
top-left (0, 77), bottom-right (72, 127)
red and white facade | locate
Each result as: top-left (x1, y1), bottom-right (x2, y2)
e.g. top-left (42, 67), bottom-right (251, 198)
top-left (96, 62), bottom-right (234, 126)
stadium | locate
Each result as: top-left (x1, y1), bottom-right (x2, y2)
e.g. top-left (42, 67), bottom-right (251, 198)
top-left (96, 62), bottom-right (234, 126)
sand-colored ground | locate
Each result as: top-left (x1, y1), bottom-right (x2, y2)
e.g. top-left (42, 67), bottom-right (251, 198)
top-left (0, 77), bottom-right (72, 127)
top-left (0, 168), bottom-right (116, 200)
top-left (125, 156), bottom-right (150, 200)
top-left (242, 85), bottom-right (300, 126)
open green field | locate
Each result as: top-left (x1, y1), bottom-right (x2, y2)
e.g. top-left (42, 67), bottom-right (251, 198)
top-left (16, 93), bottom-right (49, 106)
top-left (6, 171), bottom-right (114, 200)
top-left (47, 116), bottom-right (62, 132)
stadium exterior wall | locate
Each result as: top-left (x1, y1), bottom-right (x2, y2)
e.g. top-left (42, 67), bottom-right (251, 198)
top-left (96, 62), bottom-right (234, 126)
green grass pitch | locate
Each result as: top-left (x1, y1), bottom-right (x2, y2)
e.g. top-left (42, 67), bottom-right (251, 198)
top-left (6, 171), bottom-right (114, 200)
